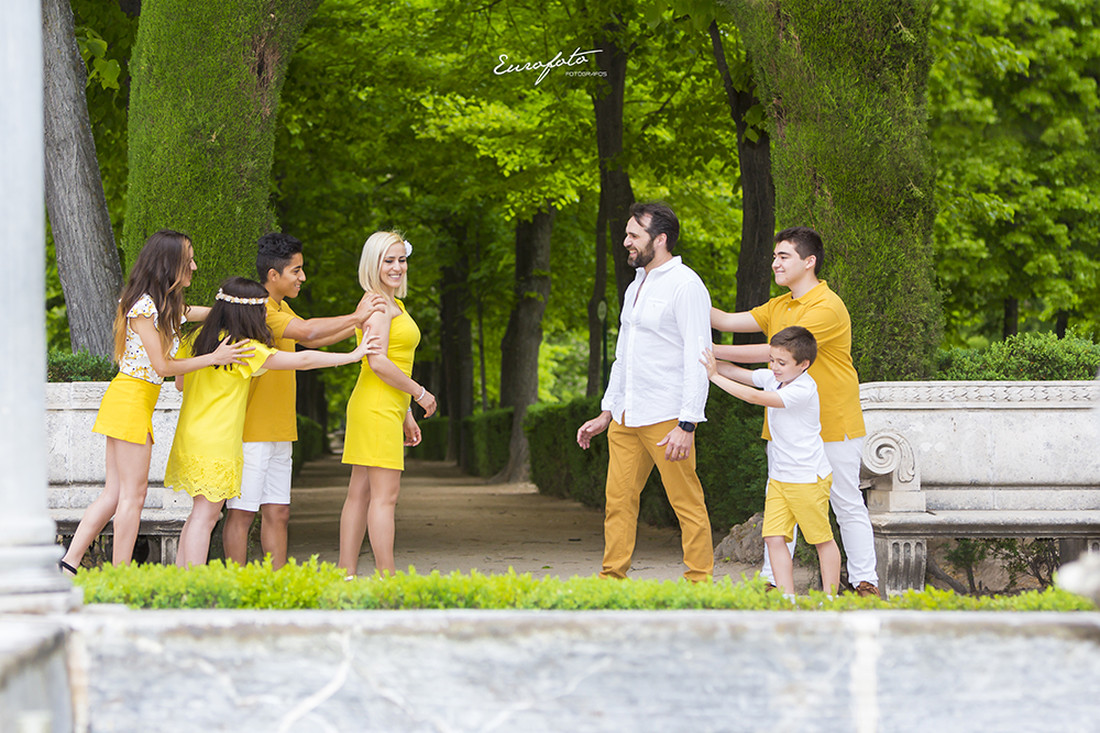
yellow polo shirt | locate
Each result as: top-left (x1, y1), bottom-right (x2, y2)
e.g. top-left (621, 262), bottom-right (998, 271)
top-left (242, 298), bottom-right (299, 442)
top-left (750, 281), bottom-right (865, 442)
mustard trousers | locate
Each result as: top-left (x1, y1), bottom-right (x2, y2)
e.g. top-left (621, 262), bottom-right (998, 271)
top-left (601, 418), bottom-right (713, 582)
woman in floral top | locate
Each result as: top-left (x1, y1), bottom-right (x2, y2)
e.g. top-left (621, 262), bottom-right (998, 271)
top-left (59, 230), bottom-right (251, 573)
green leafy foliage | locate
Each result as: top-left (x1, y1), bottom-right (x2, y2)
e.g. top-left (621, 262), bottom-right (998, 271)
top-left (929, 0), bottom-right (1100, 341)
top-left (73, 561), bottom-right (1096, 611)
top-left (936, 330), bottom-right (1100, 380)
top-left (47, 348), bottom-right (118, 382)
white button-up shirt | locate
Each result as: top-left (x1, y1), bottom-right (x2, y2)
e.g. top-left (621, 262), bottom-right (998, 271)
top-left (601, 256), bottom-right (711, 427)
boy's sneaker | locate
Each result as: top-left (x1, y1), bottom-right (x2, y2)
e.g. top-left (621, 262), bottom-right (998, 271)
top-left (855, 581), bottom-right (880, 598)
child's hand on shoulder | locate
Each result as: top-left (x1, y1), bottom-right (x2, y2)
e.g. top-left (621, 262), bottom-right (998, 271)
top-left (212, 337), bottom-right (254, 366)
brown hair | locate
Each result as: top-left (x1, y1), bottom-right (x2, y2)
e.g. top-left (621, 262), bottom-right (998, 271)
top-left (112, 230), bottom-right (191, 361)
top-left (190, 277), bottom-right (274, 367)
top-left (771, 325), bottom-right (817, 366)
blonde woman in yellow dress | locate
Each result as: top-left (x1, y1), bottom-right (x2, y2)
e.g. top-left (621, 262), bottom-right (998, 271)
top-left (59, 230), bottom-right (252, 574)
top-left (339, 232), bottom-right (437, 577)
top-left (166, 277), bottom-right (382, 567)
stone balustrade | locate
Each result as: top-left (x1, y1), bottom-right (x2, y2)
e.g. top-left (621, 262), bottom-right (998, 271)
top-left (860, 381), bottom-right (1100, 595)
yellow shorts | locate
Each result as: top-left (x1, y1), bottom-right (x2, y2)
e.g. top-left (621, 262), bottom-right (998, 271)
top-left (91, 373), bottom-right (161, 445)
top-left (761, 474), bottom-right (834, 545)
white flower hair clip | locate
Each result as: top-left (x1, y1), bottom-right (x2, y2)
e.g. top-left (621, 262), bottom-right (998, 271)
top-left (403, 239), bottom-right (413, 257)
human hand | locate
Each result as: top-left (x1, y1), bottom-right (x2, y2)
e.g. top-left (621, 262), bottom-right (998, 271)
top-left (355, 292), bottom-right (387, 324)
top-left (350, 326), bottom-right (381, 360)
top-left (576, 411), bottom-right (612, 449)
top-left (403, 411), bottom-right (422, 446)
top-left (656, 426), bottom-right (693, 462)
top-left (700, 347), bottom-right (718, 379)
top-left (413, 386), bottom-right (437, 417)
top-left (211, 337), bottom-right (253, 366)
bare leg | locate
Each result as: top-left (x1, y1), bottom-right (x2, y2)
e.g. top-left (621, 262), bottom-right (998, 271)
top-left (221, 508), bottom-right (255, 566)
top-left (176, 495), bottom-right (226, 567)
top-left (338, 465), bottom-right (371, 576)
top-left (765, 535), bottom-right (795, 594)
top-left (109, 435), bottom-right (155, 566)
top-left (260, 503), bottom-right (290, 569)
top-left (364, 467), bottom-right (402, 575)
top-left (816, 539), bottom-right (841, 595)
top-left (61, 436), bottom-right (146, 569)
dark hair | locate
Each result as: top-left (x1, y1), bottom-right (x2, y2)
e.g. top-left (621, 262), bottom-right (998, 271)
top-left (775, 226), bottom-right (825, 275)
top-left (256, 231), bottom-right (303, 283)
top-left (771, 325), bottom-right (817, 366)
top-left (190, 277), bottom-right (274, 366)
top-left (629, 202), bottom-right (680, 252)
top-left (113, 229), bottom-right (191, 361)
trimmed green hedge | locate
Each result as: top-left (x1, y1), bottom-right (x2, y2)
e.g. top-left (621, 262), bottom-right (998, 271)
top-left (460, 408), bottom-right (513, 477)
top-left (936, 331), bottom-right (1100, 380)
top-left (527, 387), bottom-right (769, 532)
top-left (47, 348), bottom-right (118, 382)
top-left (407, 415), bottom-right (449, 462)
top-left (71, 560), bottom-right (1096, 611)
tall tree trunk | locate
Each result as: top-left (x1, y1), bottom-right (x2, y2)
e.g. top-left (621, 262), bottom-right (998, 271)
top-left (586, 195), bottom-right (609, 396)
top-left (123, 0), bottom-right (320, 301)
top-left (43, 0), bottom-right (122, 356)
top-left (708, 19), bottom-right (774, 344)
top-left (1003, 297), bottom-right (1019, 339)
top-left (440, 222), bottom-right (474, 464)
top-left (498, 205), bottom-right (554, 482)
top-left (730, 0), bottom-right (942, 380)
top-left (592, 25), bottom-right (636, 309)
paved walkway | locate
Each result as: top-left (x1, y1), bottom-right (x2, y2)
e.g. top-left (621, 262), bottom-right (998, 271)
top-left (283, 454), bottom-right (748, 581)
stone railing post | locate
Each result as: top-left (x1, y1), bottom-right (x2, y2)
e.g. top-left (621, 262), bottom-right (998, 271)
top-left (0, 0), bottom-right (80, 612)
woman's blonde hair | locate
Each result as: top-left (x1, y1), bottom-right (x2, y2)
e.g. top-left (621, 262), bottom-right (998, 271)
top-left (357, 231), bottom-right (407, 298)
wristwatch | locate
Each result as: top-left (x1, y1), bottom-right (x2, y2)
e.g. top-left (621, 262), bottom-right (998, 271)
top-left (677, 421), bottom-right (696, 433)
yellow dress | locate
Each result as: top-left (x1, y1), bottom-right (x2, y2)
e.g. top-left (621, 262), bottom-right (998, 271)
top-left (342, 299), bottom-right (421, 470)
top-left (164, 337), bottom-right (277, 501)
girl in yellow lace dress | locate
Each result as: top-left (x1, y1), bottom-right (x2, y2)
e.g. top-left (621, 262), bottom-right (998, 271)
top-left (338, 232), bottom-right (437, 578)
top-left (166, 277), bottom-right (381, 567)
top-left (60, 230), bottom-right (252, 574)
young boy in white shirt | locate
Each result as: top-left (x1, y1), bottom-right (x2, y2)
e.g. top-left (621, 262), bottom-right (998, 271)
top-left (702, 325), bottom-right (841, 596)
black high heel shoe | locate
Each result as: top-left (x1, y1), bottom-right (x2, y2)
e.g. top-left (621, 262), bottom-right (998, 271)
top-left (58, 559), bottom-right (78, 575)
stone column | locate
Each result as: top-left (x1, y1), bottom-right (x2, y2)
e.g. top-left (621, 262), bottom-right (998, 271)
top-left (0, 0), bottom-right (79, 612)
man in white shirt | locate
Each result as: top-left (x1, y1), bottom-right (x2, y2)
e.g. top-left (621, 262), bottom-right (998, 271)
top-left (576, 202), bottom-right (713, 582)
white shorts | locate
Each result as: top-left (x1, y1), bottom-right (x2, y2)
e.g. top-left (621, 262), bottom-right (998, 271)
top-left (227, 441), bottom-right (293, 512)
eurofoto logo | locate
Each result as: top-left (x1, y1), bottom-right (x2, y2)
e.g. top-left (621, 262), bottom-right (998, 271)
top-left (493, 47), bottom-right (605, 86)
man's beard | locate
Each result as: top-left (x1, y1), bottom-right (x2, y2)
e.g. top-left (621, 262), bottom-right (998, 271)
top-left (629, 242), bottom-right (654, 269)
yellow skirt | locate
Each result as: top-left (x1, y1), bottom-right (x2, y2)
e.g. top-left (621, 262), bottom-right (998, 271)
top-left (92, 373), bottom-right (161, 445)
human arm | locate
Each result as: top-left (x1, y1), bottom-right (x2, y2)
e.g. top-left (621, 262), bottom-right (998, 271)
top-left (283, 292), bottom-right (388, 348)
top-left (403, 410), bottom-right (422, 447)
top-left (711, 306), bottom-right (763, 334)
top-left (131, 315), bottom-right (253, 377)
top-left (185, 305), bottom-right (211, 322)
top-left (711, 342), bottom-right (771, 365)
top-left (576, 410), bottom-right (612, 449)
top-left (363, 309), bottom-right (438, 417)
top-left (261, 326), bottom-right (382, 371)
top-left (700, 349), bottom-right (785, 408)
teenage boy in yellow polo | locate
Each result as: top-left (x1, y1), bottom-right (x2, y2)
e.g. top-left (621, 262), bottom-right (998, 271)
top-left (710, 226), bottom-right (878, 597)
top-left (221, 232), bottom-right (384, 569)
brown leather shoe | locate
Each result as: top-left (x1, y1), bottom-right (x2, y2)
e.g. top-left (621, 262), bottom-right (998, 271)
top-left (855, 581), bottom-right (880, 598)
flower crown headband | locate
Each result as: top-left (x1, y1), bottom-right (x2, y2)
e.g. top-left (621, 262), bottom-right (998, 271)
top-left (215, 289), bottom-right (267, 306)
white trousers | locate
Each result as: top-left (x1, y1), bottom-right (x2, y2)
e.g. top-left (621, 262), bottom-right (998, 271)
top-left (761, 436), bottom-right (878, 586)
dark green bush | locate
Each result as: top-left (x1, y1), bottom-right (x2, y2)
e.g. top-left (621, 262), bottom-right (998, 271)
top-left (936, 331), bottom-right (1100, 380)
top-left (47, 348), bottom-right (118, 382)
top-left (291, 414), bottom-right (325, 478)
top-left (72, 561), bottom-right (1096, 611)
top-left (525, 387), bottom-right (769, 532)
top-left (407, 415), bottom-right (449, 461)
top-left (461, 408), bottom-right (512, 477)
